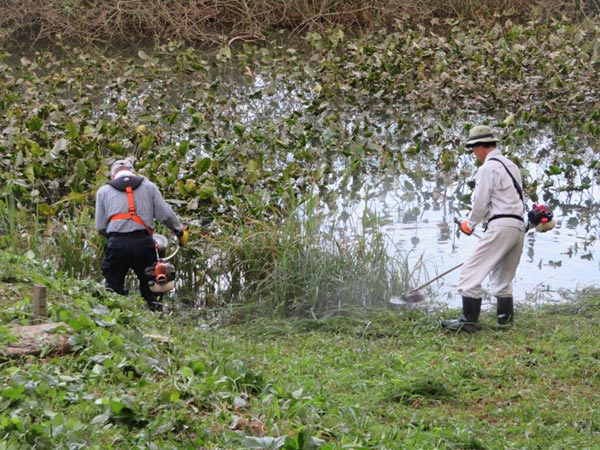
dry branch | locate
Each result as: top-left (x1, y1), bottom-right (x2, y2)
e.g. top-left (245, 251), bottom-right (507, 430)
top-left (0, 0), bottom-right (595, 47)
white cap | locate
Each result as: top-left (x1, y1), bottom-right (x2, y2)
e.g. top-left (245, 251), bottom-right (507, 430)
top-left (110, 159), bottom-right (135, 178)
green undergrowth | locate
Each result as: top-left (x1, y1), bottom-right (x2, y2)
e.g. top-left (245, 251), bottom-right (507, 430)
top-left (0, 249), bottom-right (599, 449)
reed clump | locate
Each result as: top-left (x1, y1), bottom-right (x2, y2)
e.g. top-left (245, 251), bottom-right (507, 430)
top-left (211, 206), bottom-right (411, 318)
top-left (1, 0), bottom-right (598, 46)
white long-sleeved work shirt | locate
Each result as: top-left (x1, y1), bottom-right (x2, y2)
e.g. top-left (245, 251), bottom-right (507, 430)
top-left (467, 148), bottom-right (525, 229)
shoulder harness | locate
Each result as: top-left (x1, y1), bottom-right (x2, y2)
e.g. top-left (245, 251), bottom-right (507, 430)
top-left (107, 176), bottom-right (153, 234)
top-left (487, 157), bottom-right (524, 223)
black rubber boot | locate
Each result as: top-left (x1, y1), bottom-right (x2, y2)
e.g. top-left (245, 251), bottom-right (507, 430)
top-left (145, 294), bottom-right (163, 313)
top-left (441, 296), bottom-right (482, 333)
top-left (496, 296), bottom-right (514, 327)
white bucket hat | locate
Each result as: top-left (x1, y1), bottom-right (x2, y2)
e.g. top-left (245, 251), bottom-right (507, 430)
top-left (466, 125), bottom-right (497, 147)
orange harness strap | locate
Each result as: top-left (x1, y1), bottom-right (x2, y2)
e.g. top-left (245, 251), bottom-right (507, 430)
top-left (109, 186), bottom-right (153, 234)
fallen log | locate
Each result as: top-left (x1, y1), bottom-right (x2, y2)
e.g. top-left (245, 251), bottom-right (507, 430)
top-left (2, 322), bottom-right (73, 359)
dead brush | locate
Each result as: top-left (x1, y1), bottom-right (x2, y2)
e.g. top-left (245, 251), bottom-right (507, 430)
top-left (0, 0), bottom-right (596, 47)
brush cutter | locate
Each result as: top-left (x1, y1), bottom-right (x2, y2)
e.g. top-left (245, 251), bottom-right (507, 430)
top-left (390, 218), bottom-right (474, 305)
top-left (391, 205), bottom-right (555, 305)
top-left (391, 262), bottom-right (464, 304)
top-left (144, 234), bottom-right (180, 294)
top-left (527, 203), bottom-right (556, 232)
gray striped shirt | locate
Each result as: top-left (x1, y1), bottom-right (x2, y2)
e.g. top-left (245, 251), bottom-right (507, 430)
top-left (95, 177), bottom-right (182, 236)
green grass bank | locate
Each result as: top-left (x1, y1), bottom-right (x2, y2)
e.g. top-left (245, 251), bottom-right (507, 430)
top-left (1, 249), bottom-right (599, 449)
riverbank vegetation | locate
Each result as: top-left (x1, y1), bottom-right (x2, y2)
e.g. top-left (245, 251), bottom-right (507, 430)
top-left (2, 0), bottom-right (600, 47)
top-left (1, 2), bottom-right (599, 448)
top-left (1, 249), bottom-right (599, 448)
top-left (1, 8), bottom-right (599, 313)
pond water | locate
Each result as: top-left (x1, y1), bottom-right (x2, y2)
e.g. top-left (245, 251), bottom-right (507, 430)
top-left (203, 73), bottom-right (600, 309)
top-left (337, 176), bottom-right (599, 309)
top-left (27, 49), bottom-right (595, 309)
top-left (320, 121), bottom-right (599, 309)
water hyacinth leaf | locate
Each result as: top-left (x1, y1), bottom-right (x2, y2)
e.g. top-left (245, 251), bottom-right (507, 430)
top-left (26, 116), bottom-right (43, 132)
top-left (195, 157), bottom-right (212, 175)
top-left (140, 135), bottom-right (154, 151)
top-left (25, 165), bottom-right (35, 183)
top-left (107, 142), bottom-right (126, 154)
top-left (241, 436), bottom-right (286, 449)
top-left (1, 385), bottom-right (25, 402)
top-left (82, 125), bottom-right (96, 137)
top-left (75, 161), bottom-right (87, 178)
top-left (291, 428), bottom-right (325, 450)
top-left (176, 140), bottom-right (190, 155)
top-left (503, 114), bottom-right (515, 126)
top-left (65, 121), bottom-right (79, 139)
top-left (233, 122), bottom-right (245, 137)
top-left (196, 185), bottom-right (215, 200)
top-left (90, 413), bottom-right (110, 426)
top-left (24, 140), bottom-right (44, 158)
top-left (0, 399), bottom-right (12, 413)
top-left (247, 160), bottom-right (260, 183)
top-left (184, 180), bottom-right (197, 193)
top-left (109, 397), bottom-right (135, 416)
top-left (569, 158), bottom-right (584, 166)
top-left (546, 165), bottom-right (562, 175)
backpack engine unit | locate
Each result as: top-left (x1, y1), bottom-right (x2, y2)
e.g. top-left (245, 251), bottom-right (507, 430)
top-left (528, 203), bottom-right (555, 232)
top-left (145, 234), bottom-right (178, 294)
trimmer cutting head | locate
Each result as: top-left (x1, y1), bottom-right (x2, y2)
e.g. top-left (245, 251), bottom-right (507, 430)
top-left (389, 262), bottom-right (465, 306)
top-left (400, 290), bottom-right (427, 303)
top-left (389, 290), bottom-right (426, 306)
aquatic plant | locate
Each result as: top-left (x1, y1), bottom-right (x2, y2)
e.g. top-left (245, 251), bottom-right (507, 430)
top-left (0, 18), bottom-right (598, 312)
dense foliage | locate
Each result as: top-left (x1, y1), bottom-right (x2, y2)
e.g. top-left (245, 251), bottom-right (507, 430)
top-left (1, 18), bottom-right (599, 313)
top-left (1, 19), bottom-right (598, 222)
top-left (0, 7), bottom-right (599, 447)
top-left (1, 249), bottom-right (599, 448)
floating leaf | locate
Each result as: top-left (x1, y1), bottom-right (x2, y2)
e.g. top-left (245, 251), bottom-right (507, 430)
top-left (233, 122), bottom-right (245, 137)
top-left (546, 165), bottom-right (562, 175)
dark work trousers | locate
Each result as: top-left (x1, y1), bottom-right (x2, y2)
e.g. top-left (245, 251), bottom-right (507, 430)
top-left (102, 231), bottom-right (158, 307)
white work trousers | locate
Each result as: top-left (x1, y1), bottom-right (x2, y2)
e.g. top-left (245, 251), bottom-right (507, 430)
top-left (458, 223), bottom-right (525, 298)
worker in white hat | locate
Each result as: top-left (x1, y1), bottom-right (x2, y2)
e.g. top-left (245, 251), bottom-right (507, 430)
top-left (441, 125), bottom-right (527, 332)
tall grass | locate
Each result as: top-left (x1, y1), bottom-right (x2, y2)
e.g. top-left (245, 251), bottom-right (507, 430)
top-left (1, 192), bottom-right (419, 318)
top-left (0, 195), bottom-right (24, 252)
top-left (210, 198), bottom-right (417, 318)
top-left (0, 193), bottom-right (42, 255)
top-left (0, 198), bottom-right (103, 281)
top-left (45, 208), bottom-right (104, 279)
